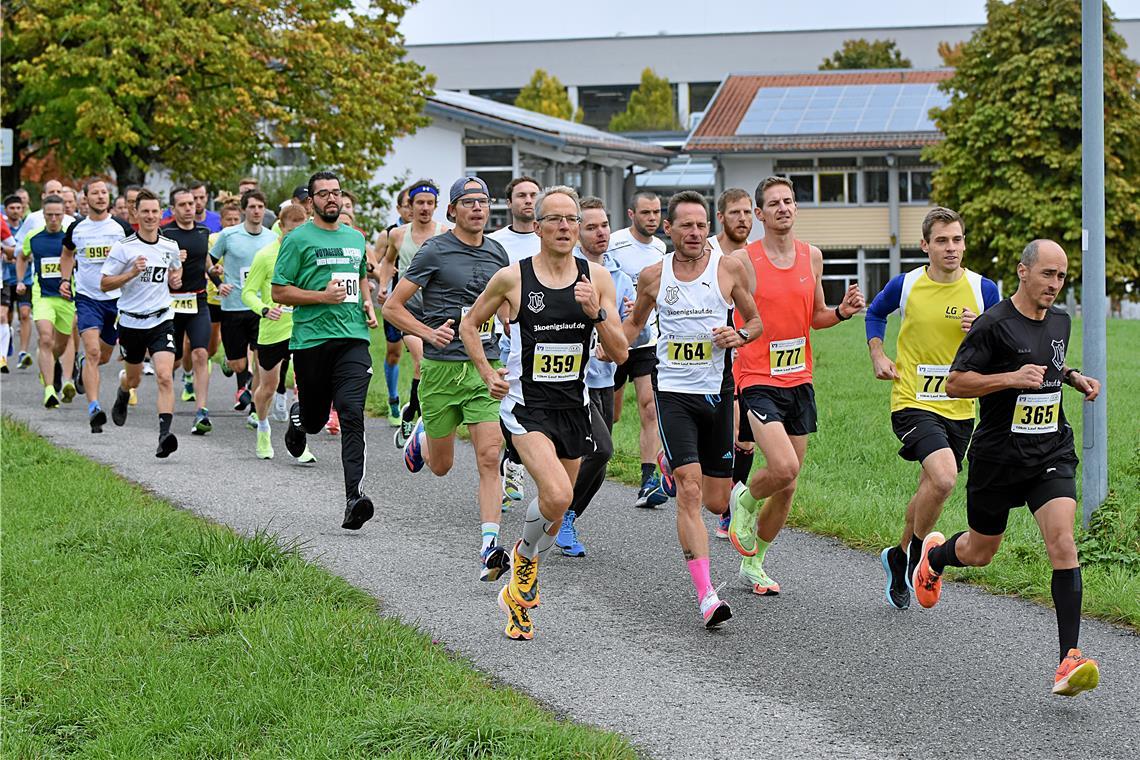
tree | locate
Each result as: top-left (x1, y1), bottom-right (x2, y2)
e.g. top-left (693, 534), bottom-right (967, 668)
top-left (0, 0), bottom-right (433, 191)
top-left (924, 0), bottom-right (1140, 294)
top-left (937, 40), bottom-right (966, 68)
top-left (609, 68), bottom-right (679, 132)
top-left (514, 70), bottom-right (581, 122)
top-left (820, 38), bottom-right (912, 70)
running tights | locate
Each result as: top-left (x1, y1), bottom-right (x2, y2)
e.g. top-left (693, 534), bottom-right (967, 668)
top-left (568, 386), bottom-right (615, 518)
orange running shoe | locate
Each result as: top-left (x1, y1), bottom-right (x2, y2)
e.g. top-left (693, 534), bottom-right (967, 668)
top-left (1053, 648), bottom-right (1100, 696)
top-left (326, 407), bottom-right (340, 435)
top-left (911, 531), bottom-right (945, 609)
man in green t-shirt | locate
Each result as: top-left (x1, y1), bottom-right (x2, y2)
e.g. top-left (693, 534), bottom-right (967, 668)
top-left (272, 171), bottom-right (379, 531)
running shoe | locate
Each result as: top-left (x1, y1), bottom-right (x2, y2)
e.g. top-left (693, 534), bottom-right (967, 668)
top-left (403, 418), bottom-right (425, 473)
top-left (111, 387), bottom-right (130, 426)
top-left (480, 541), bottom-right (511, 582)
top-left (881, 546), bottom-right (911, 610)
top-left (342, 494), bottom-right (375, 530)
top-left (155, 431), bottom-right (178, 458)
top-left (556, 512), bottom-right (586, 557)
top-left (502, 458), bottom-right (525, 502)
top-left (699, 585), bottom-right (732, 629)
top-left (297, 446), bottom-right (317, 464)
top-left (739, 554), bottom-right (780, 596)
top-left (181, 372), bottom-right (195, 402)
top-left (911, 531), bottom-right (946, 609)
top-left (128, 387), bottom-right (138, 406)
top-left (500, 493), bottom-right (512, 514)
top-left (387, 398), bottom-right (401, 427)
top-left (727, 481), bottom-right (759, 557)
top-left (271, 392), bottom-right (288, 422)
top-left (284, 402), bottom-right (308, 458)
top-left (89, 405), bottom-right (107, 434)
top-left (43, 386), bottom-right (60, 408)
top-left (0, 356), bottom-right (8, 373)
top-left (656, 450), bottom-right (677, 497)
top-left (60, 380), bottom-right (76, 403)
top-left (715, 512), bottom-right (731, 539)
top-left (143, 361), bottom-right (155, 376)
top-left (1052, 649), bottom-right (1100, 697)
top-left (325, 408), bottom-right (340, 435)
top-left (221, 362), bottom-right (234, 377)
top-left (17, 351), bottom-right (32, 369)
top-left (394, 403), bottom-right (417, 448)
top-left (507, 540), bottom-right (540, 608)
top-left (634, 473), bottom-right (668, 508)
top-left (191, 408), bottom-right (212, 435)
top-left (498, 585), bottom-right (534, 641)
top-left (256, 429), bottom-right (274, 460)
top-left (246, 411), bottom-right (258, 430)
top-left (233, 386), bottom-right (251, 412)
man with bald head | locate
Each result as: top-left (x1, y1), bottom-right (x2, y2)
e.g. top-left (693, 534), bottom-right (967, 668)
top-left (911, 239), bottom-right (1103, 697)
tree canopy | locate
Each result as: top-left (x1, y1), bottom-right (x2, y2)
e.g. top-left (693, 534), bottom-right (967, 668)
top-left (1, 0), bottom-right (434, 189)
top-left (819, 39), bottom-right (912, 70)
top-left (514, 70), bottom-right (581, 122)
top-left (924, 0), bottom-right (1140, 295)
top-left (609, 68), bottom-right (679, 132)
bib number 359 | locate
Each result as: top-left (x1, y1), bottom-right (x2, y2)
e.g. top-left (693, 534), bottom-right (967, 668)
top-left (532, 342), bottom-right (583, 382)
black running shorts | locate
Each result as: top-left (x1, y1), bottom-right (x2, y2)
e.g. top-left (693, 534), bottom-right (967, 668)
top-left (500, 399), bottom-right (594, 461)
top-left (738, 383), bottom-right (817, 440)
top-left (613, 345), bottom-right (657, 388)
top-left (172, 295), bottom-right (211, 359)
top-left (891, 408), bottom-right (974, 471)
top-left (119, 320), bottom-right (175, 364)
top-left (655, 390), bottom-right (733, 478)
top-left (257, 338), bottom-right (291, 371)
top-left (965, 454), bottom-right (1078, 535)
top-left (219, 310), bottom-right (260, 361)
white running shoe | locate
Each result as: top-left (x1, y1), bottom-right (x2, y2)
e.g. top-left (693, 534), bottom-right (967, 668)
top-left (271, 392), bottom-right (288, 422)
top-left (143, 361), bottom-right (155, 376)
top-left (502, 459), bottom-right (525, 501)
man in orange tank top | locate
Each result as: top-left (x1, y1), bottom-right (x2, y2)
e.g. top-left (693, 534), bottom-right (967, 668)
top-left (727, 176), bottom-right (864, 595)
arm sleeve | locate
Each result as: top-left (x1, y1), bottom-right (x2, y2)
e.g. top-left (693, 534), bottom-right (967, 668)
top-left (61, 219), bottom-right (80, 250)
top-left (402, 239), bottom-right (439, 288)
top-left (243, 249), bottom-right (271, 312)
top-left (864, 274), bottom-right (903, 342)
top-left (271, 235), bottom-right (299, 287)
top-left (951, 313), bottom-right (996, 373)
top-left (981, 278), bottom-right (1001, 311)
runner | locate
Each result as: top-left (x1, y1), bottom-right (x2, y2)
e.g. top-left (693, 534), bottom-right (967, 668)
top-left (238, 177), bottom-right (277, 229)
top-left (162, 186), bottom-right (215, 434)
top-left (378, 179), bottom-right (449, 448)
top-left (206, 197), bottom-right (242, 379)
top-left (555, 195), bottom-right (637, 557)
top-left (382, 176), bottom-right (511, 581)
top-left (15, 195), bottom-right (77, 407)
top-left (461, 185), bottom-right (628, 640)
top-left (623, 190), bottom-right (762, 628)
top-left (728, 176), bottom-right (864, 596)
top-left (210, 188), bottom-right (276, 418)
top-left (243, 203), bottom-right (314, 461)
top-left (864, 207), bottom-right (999, 609)
top-left (99, 189), bottom-right (182, 456)
top-left (610, 190), bottom-right (669, 508)
top-left (912, 239), bottom-right (1102, 696)
top-left (59, 179), bottom-right (133, 433)
top-left (370, 185), bottom-right (413, 427)
top-left (274, 171), bottom-right (378, 529)
top-left (1, 194), bottom-right (27, 373)
top-left (488, 176), bottom-right (543, 510)
top-left (711, 187), bottom-right (755, 540)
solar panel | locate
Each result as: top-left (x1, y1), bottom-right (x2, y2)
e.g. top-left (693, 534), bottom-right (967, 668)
top-left (735, 82), bottom-right (949, 136)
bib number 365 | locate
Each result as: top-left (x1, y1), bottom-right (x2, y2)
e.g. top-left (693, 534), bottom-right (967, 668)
top-left (1011, 391), bottom-right (1061, 434)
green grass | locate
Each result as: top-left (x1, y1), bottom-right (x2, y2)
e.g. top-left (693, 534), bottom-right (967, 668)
top-left (0, 418), bottom-right (637, 759)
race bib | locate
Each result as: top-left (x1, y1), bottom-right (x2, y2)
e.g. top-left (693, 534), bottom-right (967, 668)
top-left (916, 364), bottom-right (951, 401)
top-left (335, 272), bottom-right (360, 304)
top-left (85, 245), bottom-right (111, 261)
top-left (532, 342), bottom-right (584, 382)
top-left (171, 295), bottom-right (198, 315)
top-left (39, 256), bottom-right (62, 279)
top-left (769, 336), bottom-right (806, 376)
top-left (239, 266), bottom-right (251, 287)
top-left (461, 306), bottom-right (495, 341)
top-left (279, 305), bottom-right (293, 313)
top-left (665, 335), bottom-right (713, 366)
top-left (1012, 391), bottom-right (1061, 434)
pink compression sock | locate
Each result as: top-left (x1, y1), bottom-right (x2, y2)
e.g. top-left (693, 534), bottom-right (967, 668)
top-left (687, 557), bottom-right (712, 601)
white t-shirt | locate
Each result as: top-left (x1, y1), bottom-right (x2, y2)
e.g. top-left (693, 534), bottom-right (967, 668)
top-left (16, 209), bottom-right (77, 250)
top-left (488, 225), bottom-right (540, 264)
top-left (63, 215), bottom-right (132, 300)
top-left (101, 233), bottom-right (182, 329)
top-left (608, 227), bottom-right (666, 348)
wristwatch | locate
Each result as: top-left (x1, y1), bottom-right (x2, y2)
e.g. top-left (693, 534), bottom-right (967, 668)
top-left (591, 308), bottom-right (607, 324)
top-left (736, 327), bottom-right (751, 343)
top-left (261, 306), bottom-right (270, 317)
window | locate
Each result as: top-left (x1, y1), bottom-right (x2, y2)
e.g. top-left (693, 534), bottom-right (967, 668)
top-left (864, 171), bottom-right (889, 203)
top-left (789, 174), bottom-right (815, 204)
top-left (465, 132), bottom-right (514, 228)
top-left (775, 159), bottom-right (814, 170)
top-left (465, 143), bottom-right (512, 167)
top-left (688, 82), bottom-right (720, 114)
top-left (910, 171), bottom-right (933, 202)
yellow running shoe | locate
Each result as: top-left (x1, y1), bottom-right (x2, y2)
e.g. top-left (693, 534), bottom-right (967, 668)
top-left (508, 540), bottom-right (540, 608)
top-left (129, 387), bottom-right (138, 406)
top-left (498, 585), bottom-right (534, 641)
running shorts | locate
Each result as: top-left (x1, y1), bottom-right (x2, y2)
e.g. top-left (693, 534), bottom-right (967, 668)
top-left (656, 389), bottom-right (734, 478)
top-left (500, 397), bottom-right (594, 460)
top-left (257, 338), bottom-right (291, 371)
top-left (738, 383), bottom-right (817, 439)
top-left (965, 454), bottom-right (1078, 536)
top-left (891, 408), bottom-right (973, 471)
top-left (172, 295), bottom-right (211, 359)
top-left (219, 310), bottom-right (260, 361)
top-left (32, 295), bottom-right (75, 335)
top-left (614, 345), bottom-right (657, 388)
top-left (119, 320), bottom-right (175, 364)
top-left (419, 358), bottom-right (501, 439)
top-left (75, 294), bottom-right (119, 346)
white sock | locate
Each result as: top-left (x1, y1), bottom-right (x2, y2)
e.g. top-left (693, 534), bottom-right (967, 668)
top-left (519, 498), bottom-right (555, 560)
top-left (481, 522), bottom-right (499, 551)
top-left (257, 418), bottom-right (270, 433)
top-left (0, 323), bottom-right (9, 357)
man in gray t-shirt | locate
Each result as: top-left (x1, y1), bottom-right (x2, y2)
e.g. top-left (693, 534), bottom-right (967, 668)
top-left (382, 176), bottom-right (513, 584)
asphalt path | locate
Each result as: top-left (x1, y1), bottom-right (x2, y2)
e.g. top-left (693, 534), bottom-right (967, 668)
top-left (3, 362), bottom-right (1138, 759)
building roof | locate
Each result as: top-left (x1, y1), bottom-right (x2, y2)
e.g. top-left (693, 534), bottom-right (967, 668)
top-left (426, 90), bottom-right (671, 167)
top-left (685, 69), bottom-right (954, 154)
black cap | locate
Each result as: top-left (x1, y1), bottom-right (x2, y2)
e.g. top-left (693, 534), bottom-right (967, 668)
top-left (292, 186), bottom-right (309, 201)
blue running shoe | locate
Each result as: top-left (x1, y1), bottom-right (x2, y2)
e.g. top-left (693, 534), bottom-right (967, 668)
top-left (716, 512), bottom-right (731, 539)
top-left (635, 473), bottom-right (669, 508)
top-left (881, 546), bottom-right (910, 610)
top-left (403, 418), bottom-right (425, 473)
top-left (656, 450), bottom-right (676, 497)
top-left (556, 512), bottom-right (586, 557)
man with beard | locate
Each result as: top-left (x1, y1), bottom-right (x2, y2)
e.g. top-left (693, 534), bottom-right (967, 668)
top-left (274, 171), bottom-right (379, 529)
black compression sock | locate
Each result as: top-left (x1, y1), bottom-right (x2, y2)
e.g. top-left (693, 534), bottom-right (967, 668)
top-left (236, 369), bottom-right (252, 390)
top-left (1052, 567), bottom-right (1082, 663)
top-left (641, 462), bottom-right (655, 482)
top-left (732, 445), bottom-right (754, 486)
top-left (908, 533), bottom-right (925, 576)
top-left (159, 413), bottom-right (172, 436)
top-left (928, 531), bottom-right (966, 574)
top-left (277, 361), bottom-right (288, 394)
top-left (403, 379), bottom-right (420, 420)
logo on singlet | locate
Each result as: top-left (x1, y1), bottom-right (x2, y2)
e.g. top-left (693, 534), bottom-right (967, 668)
top-left (527, 292), bottom-right (545, 313)
top-left (1051, 340), bottom-right (1066, 371)
top-left (664, 285), bottom-right (679, 306)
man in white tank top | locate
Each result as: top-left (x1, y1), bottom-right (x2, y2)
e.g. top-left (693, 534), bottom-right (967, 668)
top-left (622, 191), bottom-right (762, 630)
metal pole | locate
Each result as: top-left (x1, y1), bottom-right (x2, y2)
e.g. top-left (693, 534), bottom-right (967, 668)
top-left (1080, 0), bottom-right (1109, 526)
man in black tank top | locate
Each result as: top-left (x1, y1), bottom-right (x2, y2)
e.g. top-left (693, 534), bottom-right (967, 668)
top-left (912, 239), bottom-right (1103, 697)
top-left (461, 186), bottom-right (628, 641)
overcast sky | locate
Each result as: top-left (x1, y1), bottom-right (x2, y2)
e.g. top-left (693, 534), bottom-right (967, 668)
top-left (397, 0), bottom-right (1140, 45)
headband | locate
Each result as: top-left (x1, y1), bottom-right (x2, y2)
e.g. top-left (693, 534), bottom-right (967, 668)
top-left (409, 185), bottom-right (439, 199)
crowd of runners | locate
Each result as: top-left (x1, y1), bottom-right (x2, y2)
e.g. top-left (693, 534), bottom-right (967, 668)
top-left (1, 170), bottom-right (1102, 696)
